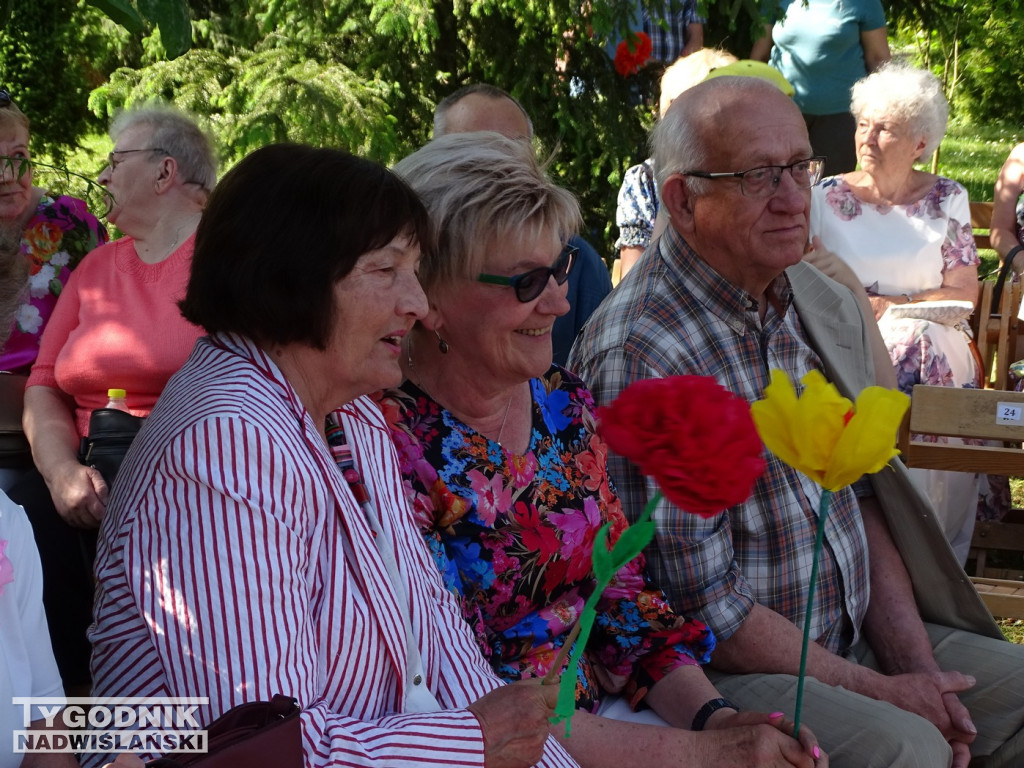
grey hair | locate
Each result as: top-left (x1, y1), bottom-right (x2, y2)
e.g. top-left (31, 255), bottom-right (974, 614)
top-left (432, 84), bottom-right (535, 139)
top-left (392, 132), bottom-right (580, 294)
top-left (850, 62), bottom-right (949, 158)
top-left (652, 76), bottom-right (795, 197)
top-left (110, 105), bottom-right (218, 192)
top-left (0, 229), bottom-right (27, 350)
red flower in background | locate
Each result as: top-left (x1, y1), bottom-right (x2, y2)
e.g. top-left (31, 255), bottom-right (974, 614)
top-left (614, 31), bottom-right (652, 77)
top-left (597, 376), bottom-right (765, 516)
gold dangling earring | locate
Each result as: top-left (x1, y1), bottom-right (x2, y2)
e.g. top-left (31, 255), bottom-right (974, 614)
top-left (435, 329), bottom-right (449, 354)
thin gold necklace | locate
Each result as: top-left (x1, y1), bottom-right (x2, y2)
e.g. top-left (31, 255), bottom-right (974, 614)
top-left (495, 393), bottom-right (513, 446)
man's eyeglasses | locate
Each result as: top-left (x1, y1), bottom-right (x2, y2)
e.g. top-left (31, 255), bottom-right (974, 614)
top-left (107, 147), bottom-right (169, 171)
top-left (683, 157), bottom-right (825, 198)
top-left (477, 244), bottom-right (577, 303)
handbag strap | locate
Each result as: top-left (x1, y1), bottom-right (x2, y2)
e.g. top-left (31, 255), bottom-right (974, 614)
top-left (992, 244), bottom-right (1024, 309)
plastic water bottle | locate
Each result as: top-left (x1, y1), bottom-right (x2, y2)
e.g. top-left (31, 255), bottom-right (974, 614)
top-left (105, 388), bottom-right (130, 413)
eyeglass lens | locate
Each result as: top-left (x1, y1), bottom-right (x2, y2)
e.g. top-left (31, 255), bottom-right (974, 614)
top-left (514, 246), bottom-right (575, 302)
top-left (0, 89), bottom-right (11, 107)
top-left (743, 159), bottom-right (822, 196)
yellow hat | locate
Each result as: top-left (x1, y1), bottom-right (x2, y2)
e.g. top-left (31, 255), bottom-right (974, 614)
top-left (703, 60), bottom-right (796, 98)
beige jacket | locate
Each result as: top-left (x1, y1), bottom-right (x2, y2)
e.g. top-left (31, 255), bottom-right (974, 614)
top-left (787, 260), bottom-right (1002, 640)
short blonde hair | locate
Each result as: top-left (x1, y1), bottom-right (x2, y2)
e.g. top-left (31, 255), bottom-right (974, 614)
top-left (659, 49), bottom-right (737, 117)
top-left (392, 132), bottom-right (581, 294)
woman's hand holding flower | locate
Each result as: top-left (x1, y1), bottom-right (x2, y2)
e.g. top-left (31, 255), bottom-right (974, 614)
top-left (690, 714), bottom-right (826, 767)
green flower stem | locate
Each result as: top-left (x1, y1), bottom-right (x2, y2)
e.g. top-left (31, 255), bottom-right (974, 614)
top-left (548, 490), bottom-right (659, 737)
top-left (793, 488), bottom-right (832, 737)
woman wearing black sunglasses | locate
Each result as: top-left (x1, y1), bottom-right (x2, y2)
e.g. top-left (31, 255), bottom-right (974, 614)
top-left (374, 132), bottom-right (823, 768)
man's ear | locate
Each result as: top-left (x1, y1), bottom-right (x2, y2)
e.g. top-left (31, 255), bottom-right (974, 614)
top-left (660, 173), bottom-right (697, 235)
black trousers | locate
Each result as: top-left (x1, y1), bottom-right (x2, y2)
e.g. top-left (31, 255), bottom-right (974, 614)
top-left (8, 467), bottom-right (96, 689)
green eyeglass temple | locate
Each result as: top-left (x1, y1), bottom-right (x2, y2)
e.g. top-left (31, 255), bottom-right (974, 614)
top-left (477, 245), bottom-right (577, 303)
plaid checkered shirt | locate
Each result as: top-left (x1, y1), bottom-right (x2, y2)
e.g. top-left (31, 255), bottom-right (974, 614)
top-left (641, 0), bottom-right (703, 63)
top-left (569, 226), bottom-right (870, 654)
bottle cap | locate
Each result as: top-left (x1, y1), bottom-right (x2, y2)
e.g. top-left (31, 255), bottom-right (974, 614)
top-left (107, 388), bottom-right (127, 399)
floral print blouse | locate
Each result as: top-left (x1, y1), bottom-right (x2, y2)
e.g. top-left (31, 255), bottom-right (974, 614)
top-left (615, 158), bottom-right (658, 251)
top-left (376, 367), bottom-right (714, 713)
top-left (0, 194), bottom-right (108, 374)
top-left (810, 175), bottom-right (978, 297)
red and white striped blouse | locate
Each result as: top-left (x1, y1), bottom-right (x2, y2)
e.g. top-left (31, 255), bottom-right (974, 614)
top-left (87, 333), bottom-right (577, 768)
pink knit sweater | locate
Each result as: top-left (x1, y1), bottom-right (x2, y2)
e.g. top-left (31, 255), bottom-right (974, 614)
top-left (27, 234), bottom-right (204, 438)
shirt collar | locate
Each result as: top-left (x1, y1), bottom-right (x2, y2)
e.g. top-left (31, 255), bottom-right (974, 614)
top-left (660, 225), bottom-right (795, 331)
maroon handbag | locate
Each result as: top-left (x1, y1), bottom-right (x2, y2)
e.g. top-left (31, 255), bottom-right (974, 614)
top-left (146, 695), bottom-right (301, 768)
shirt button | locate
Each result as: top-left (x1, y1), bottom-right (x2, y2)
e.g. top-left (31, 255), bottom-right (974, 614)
top-left (413, 674), bottom-right (423, 686)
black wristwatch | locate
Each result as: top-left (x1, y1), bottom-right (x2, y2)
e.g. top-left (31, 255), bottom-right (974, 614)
top-left (691, 697), bottom-right (740, 731)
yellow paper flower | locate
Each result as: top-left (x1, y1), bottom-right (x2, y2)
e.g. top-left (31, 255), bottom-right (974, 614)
top-left (750, 369), bottom-right (910, 492)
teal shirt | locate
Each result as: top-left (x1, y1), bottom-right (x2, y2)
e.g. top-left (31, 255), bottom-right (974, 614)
top-left (769, 0), bottom-right (887, 115)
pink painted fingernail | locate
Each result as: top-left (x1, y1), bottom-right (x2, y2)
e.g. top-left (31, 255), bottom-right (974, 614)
top-left (770, 711), bottom-right (785, 719)
top-left (813, 745), bottom-right (821, 759)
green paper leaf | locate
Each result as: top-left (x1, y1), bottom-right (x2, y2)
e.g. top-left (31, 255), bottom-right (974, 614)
top-left (551, 493), bottom-right (659, 736)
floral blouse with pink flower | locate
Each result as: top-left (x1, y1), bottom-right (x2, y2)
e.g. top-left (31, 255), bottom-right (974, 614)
top-left (0, 194), bottom-right (108, 374)
top-left (376, 367), bottom-right (714, 714)
top-left (810, 176), bottom-right (978, 299)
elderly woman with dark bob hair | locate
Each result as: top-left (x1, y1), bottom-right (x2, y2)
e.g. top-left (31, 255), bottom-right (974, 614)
top-left (377, 132), bottom-right (823, 768)
top-left (808, 62), bottom-right (982, 561)
top-left (85, 144), bottom-right (578, 768)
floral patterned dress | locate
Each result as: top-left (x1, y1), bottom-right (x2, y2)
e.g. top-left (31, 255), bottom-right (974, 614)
top-left (811, 175), bottom-right (980, 396)
top-left (0, 194), bottom-right (108, 374)
top-left (376, 367), bottom-right (714, 714)
top-left (810, 175), bottom-right (998, 550)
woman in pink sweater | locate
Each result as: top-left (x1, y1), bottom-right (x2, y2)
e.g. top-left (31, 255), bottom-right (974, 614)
top-left (11, 106), bottom-right (216, 691)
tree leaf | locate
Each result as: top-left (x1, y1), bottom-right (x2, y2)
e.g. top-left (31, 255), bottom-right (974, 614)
top-left (83, 0), bottom-right (144, 34)
top-left (138, 0), bottom-right (192, 59)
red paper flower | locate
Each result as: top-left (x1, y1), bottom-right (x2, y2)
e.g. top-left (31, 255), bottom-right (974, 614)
top-left (614, 31), bottom-right (653, 77)
top-left (597, 376), bottom-right (765, 516)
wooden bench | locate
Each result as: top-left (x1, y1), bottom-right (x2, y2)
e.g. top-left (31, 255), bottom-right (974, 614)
top-left (971, 201), bottom-right (994, 252)
top-left (898, 386), bottom-right (1024, 475)
top-left (969, 576), bottom-right (1024, 619)
top-left (971, 278), bottom-right (1022, 390)
top-left (898, 385), bottom-right (1024, 617)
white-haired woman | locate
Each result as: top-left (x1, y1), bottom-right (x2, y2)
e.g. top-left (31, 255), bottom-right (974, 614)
top-left (809, 62), bottom-right (982, 561)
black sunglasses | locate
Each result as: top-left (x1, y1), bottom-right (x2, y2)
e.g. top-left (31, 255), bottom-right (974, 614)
top-left (0, 89), bottom-right (12, 108)
top-left (477, 244), bottom-right (577, 303)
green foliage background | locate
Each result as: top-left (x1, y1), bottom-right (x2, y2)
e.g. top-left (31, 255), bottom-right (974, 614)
top-left (2, 0), bottom-right (1023, 259)
top-left (0, 0), bottom-right (109, 165)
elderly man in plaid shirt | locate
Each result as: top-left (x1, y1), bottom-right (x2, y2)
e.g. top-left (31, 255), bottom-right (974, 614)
top-left (570, 75), bottom-right (1024, 768)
